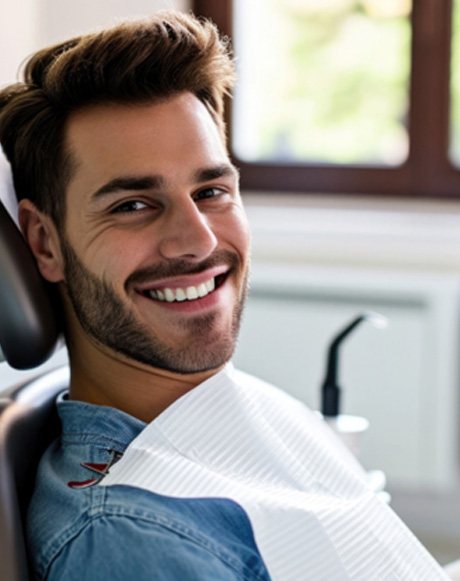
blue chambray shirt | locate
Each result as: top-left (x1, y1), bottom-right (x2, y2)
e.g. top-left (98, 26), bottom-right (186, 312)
top-left (27, 395), bottom-right (271, 581)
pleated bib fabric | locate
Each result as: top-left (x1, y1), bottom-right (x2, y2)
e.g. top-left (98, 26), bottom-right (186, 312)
top-left (99, 366), bottom-right (448, 580)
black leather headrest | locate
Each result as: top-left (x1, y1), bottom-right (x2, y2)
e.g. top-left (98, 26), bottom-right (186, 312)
top-left (0, 152), bottom-right (60, 369)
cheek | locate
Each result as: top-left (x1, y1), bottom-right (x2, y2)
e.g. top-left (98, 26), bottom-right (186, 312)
top-left (77, 235), bottom-right (148, 288)
top-left (65, 211), bottom-right (155, 275)
top-left (216, 207), bottom-right (251, 259)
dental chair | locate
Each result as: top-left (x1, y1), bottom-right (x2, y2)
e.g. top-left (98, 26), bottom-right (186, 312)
top-left (0, 152), bottom-right (65, 581)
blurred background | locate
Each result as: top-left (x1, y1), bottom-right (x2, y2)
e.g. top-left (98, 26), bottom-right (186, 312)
top-left (1, 0), bottom-right (460, 565)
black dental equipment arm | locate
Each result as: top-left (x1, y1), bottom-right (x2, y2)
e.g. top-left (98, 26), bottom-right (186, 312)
top-left (321, 312), bottom-right (387, 418)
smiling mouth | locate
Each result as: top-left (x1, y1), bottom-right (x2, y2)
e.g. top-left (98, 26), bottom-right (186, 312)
top-left (141, 273), bottom-right (228, 303)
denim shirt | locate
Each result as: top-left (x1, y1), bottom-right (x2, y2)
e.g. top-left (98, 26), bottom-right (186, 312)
top-left (27, 396), bottom-right (271, 581)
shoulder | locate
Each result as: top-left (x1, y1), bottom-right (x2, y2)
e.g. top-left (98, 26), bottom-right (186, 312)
top-left (40, 486), bottom-right (268, 581)
top-left (29, 465), bottom-right (269, 581)
top-left (45, 508), bottom-right (231, 581)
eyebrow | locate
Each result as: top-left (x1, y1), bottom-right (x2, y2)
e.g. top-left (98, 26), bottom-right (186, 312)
top-left (193, 163), bottom-right (240, 183)
top-left (91, 163), bottom-right (239, 202)
top-left (91, 175), bottom-right (165, 201)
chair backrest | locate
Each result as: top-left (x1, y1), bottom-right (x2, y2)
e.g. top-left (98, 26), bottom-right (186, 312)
top-left (0, 149), bottom-right (67, 580)
top-left (0, 367), bottom-right (69, 581)
top-left (0, 150), bottom-right (60, 369)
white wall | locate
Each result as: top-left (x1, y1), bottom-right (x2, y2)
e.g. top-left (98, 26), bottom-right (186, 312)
top-left (0, 0), bottom-right (38, 87)
top-left (0, 0), bottom-right (190, 87)
top-left (35, 0), bottom-right (190, 47)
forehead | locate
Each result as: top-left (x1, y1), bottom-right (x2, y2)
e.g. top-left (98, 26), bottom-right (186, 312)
top-left (64, 93), bottom-right (229, 195)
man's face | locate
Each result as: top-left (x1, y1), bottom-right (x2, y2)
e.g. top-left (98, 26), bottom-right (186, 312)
top-left (60, 93), bottom-right (250, 374)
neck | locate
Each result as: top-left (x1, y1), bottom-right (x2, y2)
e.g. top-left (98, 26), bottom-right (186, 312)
top-left (67, 335), bottom-right (223, 423)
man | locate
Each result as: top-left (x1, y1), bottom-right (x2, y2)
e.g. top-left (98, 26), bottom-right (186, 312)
top-left (0, 11), bottom-right (449, 581)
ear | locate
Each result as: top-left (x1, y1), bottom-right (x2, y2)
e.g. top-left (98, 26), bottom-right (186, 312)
top-left (18, 199), bottom-right (65, 283)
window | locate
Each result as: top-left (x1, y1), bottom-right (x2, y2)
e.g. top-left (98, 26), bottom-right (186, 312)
top-left (193, 0), bottom-right (460, 198)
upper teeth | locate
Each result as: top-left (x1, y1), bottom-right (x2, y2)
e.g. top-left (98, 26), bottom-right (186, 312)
top-left (148, 278), bottom-right (216, 302)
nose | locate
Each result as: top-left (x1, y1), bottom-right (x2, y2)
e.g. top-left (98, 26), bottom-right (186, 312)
top-left (158, 200), bottom-right (218, 261)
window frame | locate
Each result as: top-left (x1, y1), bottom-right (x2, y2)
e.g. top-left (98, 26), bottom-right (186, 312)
top-left (193, 0), bottom-right (460, 199)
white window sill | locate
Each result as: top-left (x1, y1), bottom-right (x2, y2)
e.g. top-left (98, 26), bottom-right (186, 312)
top-left (243, 192), bottom-right (460, 272)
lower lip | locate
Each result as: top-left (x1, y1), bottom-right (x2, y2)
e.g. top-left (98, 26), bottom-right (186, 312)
top-left (137, 280), bottom-right (229, 314)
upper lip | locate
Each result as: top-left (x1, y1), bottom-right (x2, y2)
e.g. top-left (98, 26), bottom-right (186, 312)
top-left (133, 265), bottom-right (230, 293)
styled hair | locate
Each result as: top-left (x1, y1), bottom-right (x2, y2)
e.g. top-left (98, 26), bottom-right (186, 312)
top-left (0, 11), bottom-right (235, 228)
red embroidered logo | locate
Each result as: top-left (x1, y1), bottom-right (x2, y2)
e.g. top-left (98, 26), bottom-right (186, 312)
top-left (68, 451), bottom-right (123, 489)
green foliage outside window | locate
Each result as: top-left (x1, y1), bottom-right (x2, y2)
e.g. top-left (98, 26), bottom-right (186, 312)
top-left (450, 0), bottom-right (460, 166)
top-left (233, 0), bottom-right (412, 166)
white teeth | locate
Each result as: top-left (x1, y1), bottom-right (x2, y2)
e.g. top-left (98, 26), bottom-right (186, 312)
top-left (186, 286), bottom-right (199, 300)
top-left (175, 288), bottom-right (187, 302)
top-left (147, 276), bottom-right (220, 303)
top-left (164, 288), bottom-right (175, 302)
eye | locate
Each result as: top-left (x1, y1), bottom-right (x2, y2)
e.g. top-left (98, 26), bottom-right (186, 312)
top-left (110, 200), bottom-right (149, 214)
top-left (194, 187), bottom-right (225, 201)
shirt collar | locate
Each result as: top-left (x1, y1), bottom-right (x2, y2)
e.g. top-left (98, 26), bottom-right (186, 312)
top-left (57, 394), bottom-right (146, 448)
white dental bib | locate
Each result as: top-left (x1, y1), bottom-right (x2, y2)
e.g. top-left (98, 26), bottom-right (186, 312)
top-left (99, 365), bottom-right (447, 580)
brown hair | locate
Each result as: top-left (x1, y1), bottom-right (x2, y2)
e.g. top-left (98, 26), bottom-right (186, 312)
top-left (0, 11), bottom-right (235, 228)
